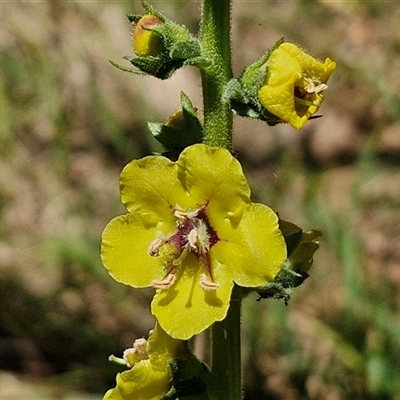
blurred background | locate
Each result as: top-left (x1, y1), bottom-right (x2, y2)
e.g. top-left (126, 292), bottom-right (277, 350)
top-left (1, 1), bottom-right (400, 399)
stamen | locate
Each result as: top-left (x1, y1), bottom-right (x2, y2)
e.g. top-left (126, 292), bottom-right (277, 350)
top-left (148, 237), bottom-right (164, 256)
top-left (152, 273), bottom-right (176, 289)
top-left (174, 209), bottom-right (187, 220)
top-left (123, 337), bottom-right (149, 367)
top-left (174, 207), bottom-right (199, 221)
top-left (314, 83), bottom-right (328, 93)
top-left (195, 221), bottom-right (211, 253)
top-left (200, 273), bottom-right (219, 291)
top-left (187, 228), bottom-right (198, 250)
top-left (149, 204), bottom-right (219, 291)
top-left (294, 97), bottom-right (318, 107)
top-left (297, 77), bottom-right (327, 98)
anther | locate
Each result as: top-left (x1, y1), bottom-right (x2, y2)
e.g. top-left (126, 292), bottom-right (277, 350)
top-left (148, 237), bottom-right (164, 256)
top-left (152, 273), bottom-right (176, 289)
top-left (200, 273), bottom-right (219, 291)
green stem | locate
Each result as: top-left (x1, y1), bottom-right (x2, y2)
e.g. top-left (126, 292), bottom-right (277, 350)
top-left (200, 0), bottom-right (233, 149)
top-left (210, 285), bottom-right (243, 400)
top-left (200, 1), bottom-right (241, 398)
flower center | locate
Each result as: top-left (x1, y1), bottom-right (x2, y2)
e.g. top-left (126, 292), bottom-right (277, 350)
top-left (294, 75), bottom-right (328, 107)
top-left (149, 204), bottom-right (219, 291)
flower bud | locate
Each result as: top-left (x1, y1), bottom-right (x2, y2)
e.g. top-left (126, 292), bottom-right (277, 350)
top-left (133, 14), bottom-right (163, 57)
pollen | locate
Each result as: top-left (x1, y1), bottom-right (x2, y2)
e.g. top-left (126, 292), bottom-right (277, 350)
top-left (200, 273), bottom-right (219, 291)
top-left (123, 337), bottom-right (149, 367)
top-left (152, 273), bottom-right (177, 289)
top-left (148, 237), bottom-right (164, 256)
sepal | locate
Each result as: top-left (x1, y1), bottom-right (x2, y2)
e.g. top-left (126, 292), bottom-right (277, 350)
top-left (227, 38), bottom-right (283, 125)
top-left (149, 92), bottom-right (203, 160)
top-left (163, 351), bottom-right (210, 400)
top-left (256, 219), bottom-right (321, 303)
top-left (126, 55), bottom-right (183, 80)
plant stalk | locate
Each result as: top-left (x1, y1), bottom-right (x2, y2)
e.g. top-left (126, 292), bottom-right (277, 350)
top-left (200, 0), bottom-right (233, 149)
top-left (210, 285), bottom-right (243, 399)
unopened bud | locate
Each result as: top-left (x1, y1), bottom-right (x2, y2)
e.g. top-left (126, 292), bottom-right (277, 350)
top-left (133, 14), bottom-right (163, 57)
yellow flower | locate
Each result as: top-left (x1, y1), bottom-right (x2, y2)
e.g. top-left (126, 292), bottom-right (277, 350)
top-left (258, 42), bottom-right (336, 129)
top-left (101, 144), bottom-right (286, 340)
top-left (133, 14), bottom-right (163, 57)
top-left (104, 324), bottom-right (182, 400)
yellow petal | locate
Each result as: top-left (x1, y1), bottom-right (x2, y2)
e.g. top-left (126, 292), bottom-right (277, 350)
top-left (151, 253), bottom-right (233, 340)
top-left (147, 323), bottom-right (182, 370)
top-left (101, 213), bottom-right (172, 288)
top-left (211, 203), bottom-right (286, 287)
top-left (259, 80), bottom-right (300, 127)
top-left (103, 360), bottom-right (169, 400)
top-left (104, 324), bottom-right (181, 400)
top-left (120, 155), bottom-right (193, 219)
top-left (177, 144), bottom-right (251, 217)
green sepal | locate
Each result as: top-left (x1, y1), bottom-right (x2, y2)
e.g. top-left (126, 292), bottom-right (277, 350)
top-left (255, 218), bottom-right (321, 303)
top-left (238, 38), bottom-right (283, 98)
top-left (180, 92), bottom-right (203, 136)
top-left (127, 13), bottom-right (147, 24)
top-left (184, 56), bottom-right (212, 69)
top-left (127, 55), bottom-right (183, 80)
top-left (109, 60), bottom-right (147, 75)
top-left (151, 22), bottom-right (192, 51)
top-left (163, 349), bottom-right (210, 400)
top-left (278, 218), bottom-right (303, 257)
top-left (149, 92), bottom-right (203, 160)
top-left (150, 17), bottom-right (204, 68)
top-left (139, 0), bottom-right (167, 22)
top-left (170, 41), bottom-right (202, 61)
top-left (226, 38), bottom-right (284, 126)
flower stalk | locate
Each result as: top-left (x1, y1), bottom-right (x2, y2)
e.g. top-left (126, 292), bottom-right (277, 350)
top-left (200, 1), bottom-right (242, 398)
top-left (210, 285), bottom-right (243, 400)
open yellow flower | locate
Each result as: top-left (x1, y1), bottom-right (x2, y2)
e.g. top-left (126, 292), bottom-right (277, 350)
top-left (104, 324), bottom-right (182, 400)
top-left (101, 144), bottom-right (286, 340)
top-left (258, 42), bottom-right (336, 129)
